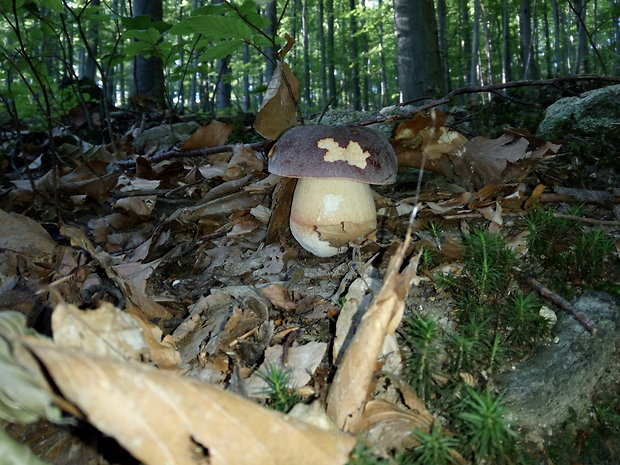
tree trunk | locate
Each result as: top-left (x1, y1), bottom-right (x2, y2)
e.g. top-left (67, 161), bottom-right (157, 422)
top-left (302, 0), bottom-right (312, 107)
top-left (518, 0), bottom-right (540, 79)
top-left (317, 0), bottom-right (328, 108)
top-left (349, 0), bottom-right (361, 110)
top-left (377, 0), bottom-right (388, 106)
top-left (131, 0), bottom-right (166, 108)
top-left (264, 1), bottom-right (277, 82)
top-left (574, 0), bottom-right (589, 73)
top-left (543, 3), bottom-right (553, 77)
top-left (82, 0), bottom-right (100, 82)
top-left (393, 0), bottom-right (445, 102)
top-left (615, 0), bottom-right (620, 74)
top-left (242, 43), bottom-right (251, 112)
top-left (469, 0), bottom-right (480, 86)
top-left (326, 0), bottom-right (337, 106)
top-left (436, 0), bottom-right (449, 92)
top-left (360, 0), bottom-right (370, 110)
top-left (501, 0), bottom-right (512, 82)
top-left (215, 57), bottom-right (232, 113)
top-left (459, 0), bottom-right (471, 87)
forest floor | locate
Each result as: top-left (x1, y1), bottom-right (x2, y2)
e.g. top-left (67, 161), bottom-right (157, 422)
top-left (1, 82), bottom-right (619, 465)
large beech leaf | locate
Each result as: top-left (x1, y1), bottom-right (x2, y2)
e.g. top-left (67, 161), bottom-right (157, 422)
top-left (253, 61), bottom-right (299, 140)
top-left (21, 339), bottom-right (355, 465)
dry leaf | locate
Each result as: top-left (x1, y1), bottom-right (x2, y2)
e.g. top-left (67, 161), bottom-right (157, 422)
top-left (181, 120), bottom-right (232, 151)
top-left (20, 338), bottom-right (355, 465)
top-left (254, 61), bottom-right (299, 140)
top-left (52, 302), bottom-right (180, 368)
top-left (260, 284), bottom-right (297, 312)
top-left (326, 234), bottom-right (420, 433)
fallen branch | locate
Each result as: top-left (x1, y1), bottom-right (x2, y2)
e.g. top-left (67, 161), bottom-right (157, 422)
top-left (355, 75), bottom-right (620, 127)
top-left (525, 276), bottom-right (596, 333)
top-left (116, 139), bottom-right (273, 169)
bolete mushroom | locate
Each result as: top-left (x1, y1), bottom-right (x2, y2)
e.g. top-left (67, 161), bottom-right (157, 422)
top-left (267, 124), bottom-right (397, 257)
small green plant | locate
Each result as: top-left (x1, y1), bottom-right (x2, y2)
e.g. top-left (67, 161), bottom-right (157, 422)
top-left (420, 247), bottom-right (438, 270)
top-left (427, 220), bottom-right (444, 239)
top-left (346, 440), bottom-right (390, 465)
top-left (404, 423), bottom-right (461, 465)
top-left (403, 313), bottom-right (442, 401)
top-left (505, 293), bottom-right (551, 347)
top-left (463, 230), bottom-right (513, 297)
top-left (525, 207), bottom-right (576, 260)
top-left (458, 388), bottom-right (517, 464)
top-left (572, 230), bottom-right (614, 278)
top-left (257, 362), bottom-right (300, 413)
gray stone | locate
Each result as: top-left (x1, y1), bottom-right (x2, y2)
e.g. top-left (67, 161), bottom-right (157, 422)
top-left (500, 292), bottom-right (620, 436)
top-left (537, 84), bottom-right (620, 139)
top-left (133, 121), bottom-right (201, 153)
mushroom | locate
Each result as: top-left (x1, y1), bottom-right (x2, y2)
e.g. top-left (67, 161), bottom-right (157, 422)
top-left (267, 124), bottom-right (397, 257)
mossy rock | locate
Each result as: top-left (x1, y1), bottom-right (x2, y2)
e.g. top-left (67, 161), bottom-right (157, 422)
top-left (537, 84), bottom-right (620, 139)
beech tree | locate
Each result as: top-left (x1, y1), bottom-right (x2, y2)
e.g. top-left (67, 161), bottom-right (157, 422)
top-left (131, 0), bottom-right (166, 108)
top-left (393, 0), bottom-right (445, 101)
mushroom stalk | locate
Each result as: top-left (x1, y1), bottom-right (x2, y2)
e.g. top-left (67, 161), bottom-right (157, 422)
top-left (289, 178), bottom-right (377, 257)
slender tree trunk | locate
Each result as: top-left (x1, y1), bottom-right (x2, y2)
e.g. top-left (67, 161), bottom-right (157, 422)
top-left (574, 0), bottom-right (589, 73)
top-left (264, 1), bottom-right (277, 82)
top-left (349, 0), bottom-right (361, 110)
top-left (469, 0), bottom-right (480, 86)
top-left (360, 0), bottom-right (370, 110)
top-left (519, 0), bottom-right (540, 79)
top-left (131, 0), bottom-right (166, 108)
top-left (302, 0), bottom-right (312, 107)
top-left (242, 43), bottom-right (251, 112)
top-left (481, 3), bottom-right (492, 88)
top-left (459, 0), bottom-right (471, 86)
top-left (501, 0), bottom-right (512, 82)
top-left (326, 0), bottom-right (337, 106)
top-left (393, 0), bottom-right (445, 101)
top-left (436, 0), bottom-right (449, 92)
top-left (82, 0), bottom-right (100, 82)
top-left (215, 57), bottom-right (231, 113)
top-left (377, 0), bottom-right (388, 106)
top-left (317, 0), bottom-right (328, 107)
top-left (615, 0), bottom-right (620, 74)
top-left (543, 3), bottom-right (553, 77)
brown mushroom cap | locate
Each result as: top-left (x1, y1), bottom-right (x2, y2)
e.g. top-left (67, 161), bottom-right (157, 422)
top-left (267, 125), bottom-right (397, 184)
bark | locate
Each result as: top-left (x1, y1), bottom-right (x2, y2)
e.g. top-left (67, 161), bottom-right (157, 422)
top-left (574, 0), bottom-right (589, 73)
top-left (459, 0), bottom-right (472, 87)
top-left (436, 0), bottom-right (449, 92)
top-left (543, 3), bottom-right (553, 77)
top-left (615, 0), bottom-right (620, 74)
top-left (501, 0), bottom-right (512, 82)
top-left (519, 0), bottom-right (540, 79)
top-left (317, 0), bottom-right (327, 107)
top-left (377, 0), bottom-right (388, 106)
top-left (469, 0), bottom-right (480, 86)
top-left (215, 57), bottom-right (232, 112)
top-left (349, 0), bottom-right (361, 110)
top-left (82, 0), bottom-right (100, 82)
top-left (264, 1), bottom-right (277, 82)
top-left (393, 0), bottom-right (445, 102)
top-left (131, 0), bottom-right (166, 108)
top-left (326, 0), bottom-right (337, 105)
top-left (302, 0), bottom-right (312, 106)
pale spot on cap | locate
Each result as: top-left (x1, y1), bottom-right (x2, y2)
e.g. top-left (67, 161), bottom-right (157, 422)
top-left (318, 138), bottom-right (370, 169)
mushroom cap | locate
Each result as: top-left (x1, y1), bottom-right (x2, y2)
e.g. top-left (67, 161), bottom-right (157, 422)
top-left (267, 124), bottom-right (397, 184)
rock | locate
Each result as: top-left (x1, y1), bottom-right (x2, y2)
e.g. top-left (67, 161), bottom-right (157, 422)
top-left (500, 292), bottom-right (620, 436)
top-left (133, 121), bottom-right (201, 154)
top-left (537, 84), bottom-right (620, 139)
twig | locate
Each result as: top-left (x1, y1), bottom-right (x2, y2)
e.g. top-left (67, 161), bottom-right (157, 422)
top-left (115, 139), bottom-right (273, 169)
top-left (525, 276), bottom-right (596, 333)
top-left (353, 75), bottom-right (620, 127)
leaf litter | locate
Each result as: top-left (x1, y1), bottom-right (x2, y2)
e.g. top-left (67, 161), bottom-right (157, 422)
top-left (1, 76), bottom-right (619, 465)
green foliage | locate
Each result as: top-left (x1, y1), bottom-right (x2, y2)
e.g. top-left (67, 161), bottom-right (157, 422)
top-left (463, 230), bottom-right (514, 297)
top-left (257, 362), bottom-right (300, 413)
top-left (457, 388), bottom-right (517, 464)
top-left (403, 313), bottom-right (442, 401)
top-left (505, 293), bottom-right (551, 348)
top-left (573, 230), bottom-right (614, 278)
top-left (405, 423), bottom-right (461, 465)
top-left (525, 207), bottom-right (576, 260)
top-left (346, 441), bottom-right (390, 465)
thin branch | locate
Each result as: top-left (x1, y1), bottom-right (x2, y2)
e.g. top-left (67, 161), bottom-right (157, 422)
top-left (353, 75), bottom-right (620, 127)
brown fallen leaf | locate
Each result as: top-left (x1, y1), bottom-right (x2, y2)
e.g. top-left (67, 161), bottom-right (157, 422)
top-left (52, 302), bottom-right (180, 369)
top-left (181, 120), bottom-right (232, 151)
top-left (326, 233), bottom-right (420, 433)
top-left (253, 60), bottom-right (300, 140)
top-left (20, 338), bottom-right (356, 465)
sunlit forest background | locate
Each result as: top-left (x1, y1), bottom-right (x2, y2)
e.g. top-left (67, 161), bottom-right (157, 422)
top-left (0, 0), bottom-right (618, 128)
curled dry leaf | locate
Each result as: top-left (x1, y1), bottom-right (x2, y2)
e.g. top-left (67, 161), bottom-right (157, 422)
top-left (20, 338), bottom-right (355, 465)
top-left (52, 302), bottom-right (180, 369)
top-left (253, 61), bottom-right (299, 140)
top-left (326, 235), bottom-right (419, 433)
